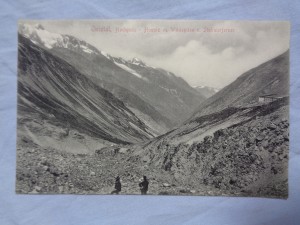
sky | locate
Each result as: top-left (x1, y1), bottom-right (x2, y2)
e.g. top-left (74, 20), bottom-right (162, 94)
top-left (21, 20), bottom-right (290, 89)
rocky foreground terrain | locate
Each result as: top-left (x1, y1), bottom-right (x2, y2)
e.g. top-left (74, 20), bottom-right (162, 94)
top-left (16, 98), bottom-right (289, 198)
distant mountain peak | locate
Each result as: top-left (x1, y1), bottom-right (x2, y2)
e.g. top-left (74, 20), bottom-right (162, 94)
top-left (129, 57), bottom-right (146, 66)
top-left (132, 57), bottom-right (142, 63)
top-left (19, 23), bottom-right (100, 55)
top-left (193, 85), bottom-right (219, 98)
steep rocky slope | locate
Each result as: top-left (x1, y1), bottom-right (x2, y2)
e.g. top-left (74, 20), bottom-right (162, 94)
top-left (51, 45), bottom-right (205, 128)
top-left (134, 98), bottom-right (289, 198)
top-left (18, 34), bottom-right (155, 147)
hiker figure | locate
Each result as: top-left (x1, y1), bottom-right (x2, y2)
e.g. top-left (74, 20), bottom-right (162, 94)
top-left (111, 176), bottom-right (121, 194)
top-left (139, 176), bottom-right (149, 195)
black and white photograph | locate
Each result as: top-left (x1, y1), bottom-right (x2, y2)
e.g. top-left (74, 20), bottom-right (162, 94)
top-left (16, 20), bottom-right (290, 198)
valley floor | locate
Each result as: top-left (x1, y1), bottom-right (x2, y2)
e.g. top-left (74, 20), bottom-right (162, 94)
top-left (16, 99), bottom-right (289, 198)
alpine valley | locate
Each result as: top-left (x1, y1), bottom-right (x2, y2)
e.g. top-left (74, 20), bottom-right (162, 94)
top-left (16, 23), bottom-right (289, 198)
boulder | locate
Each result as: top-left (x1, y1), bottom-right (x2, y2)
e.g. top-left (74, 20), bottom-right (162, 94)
top-left (34, 186), bottom-right (42, 192)
top-left (256, 135), bottom-right (265, 142)
top-left (43, 166), bottom-right (49, 171)
top-left (262, 140), bottom-right (269, 148)
top-left (162, 183), bottom-right (171, 187)
top-left (58, 186), bottom-right (64, 193)
top-left (179, 189), bottom-right (191, 194)
top-left (268, 123), bottom-right (277, 130)
top-left (29, 149), bottom-right (35, 153)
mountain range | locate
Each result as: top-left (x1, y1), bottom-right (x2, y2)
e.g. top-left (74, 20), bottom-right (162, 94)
top-left (19, 23), bottom-right (206, 135)
top-left (17, 23), bottom-right (289, 197)
top-left (18, 34), bottom-right (157, 146)
top-left (143, 50), bottom-right (289, 147)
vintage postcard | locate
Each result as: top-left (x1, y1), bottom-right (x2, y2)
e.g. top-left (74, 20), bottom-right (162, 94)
top-left (16, 20), bottom-right (290, 198)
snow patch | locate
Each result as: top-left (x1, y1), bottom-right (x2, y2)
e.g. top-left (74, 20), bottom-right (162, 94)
top-left (194, 85), bottom-right (219, 93)
top-left (114, 62), bottom-right (143, 79)
top-left (80, 45), bottom-right (93, 54)
top-left (128, 57), bottom-right (147, 67)
top-left (101, 51), bottom-right (110, 59)
top-left (160, 86), bottom-right (178, 95)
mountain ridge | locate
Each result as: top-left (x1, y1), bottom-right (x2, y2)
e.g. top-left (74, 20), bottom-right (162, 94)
top-left (18, 23), bottom-right (206, 130)
top-left (18, 34), bottom-right (156, 146)
top-left (190, 50), bottom-right (289, 119)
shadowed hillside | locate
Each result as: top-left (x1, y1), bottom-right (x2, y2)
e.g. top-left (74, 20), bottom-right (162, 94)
top-left (18, 34), bottom-right (155, 147)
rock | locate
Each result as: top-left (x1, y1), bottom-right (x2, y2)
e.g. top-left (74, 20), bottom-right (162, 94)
top-left (275, 135), bottom-right (284, 144)
top-left (22, 137), bottom-right (29, 143)
top-left (214, 130), bottom-right (224, 139)
top-left (162, 183), bottom-right (171, 187)
top-left (48, 167), bottom-right (61, 176)
top-left (229, 177), bottom-right (237, 185)
top-left (90, 171), bottom-right (96, 176)
top-left (204, 136), bottom-right (213, 143)
top-left (256, 135), bottom-right (265, 142)
top-left (179, 189), bottom-right (191, 194)
top-left (43, 166), bottom-right (49, 171)
top-left (119, 148), bottom-right (128, 154)
top-left (268, 123), bottom-right (277, 130)
top-left (34, 186), bottom-right (42, 192)
top-left (159, 191), bottom-right (171, 195)
top-left (190, 190), bottom-right (196, 194)
top-left (58, 186), bottom-right (64, 193)
top-left (17, 189), bottom-right (28, 194)
top-left (271, 167), bottom-right (278, 174)
top-left (59, 128), bottom-right (69, 138)
top-left (142, 156), bottom-right (149, 163)
top-left (283, 131), bottom-right (289, 141)
top-left (29, 190), bottom-right (39, 194)
top-left (74, 133), bottom-right (84, 139)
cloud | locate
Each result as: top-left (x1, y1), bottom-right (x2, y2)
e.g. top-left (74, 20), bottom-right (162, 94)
top-left (24, 20), bottom-right (290, 88)
top-left (139, 21), bottom-right (290, 88)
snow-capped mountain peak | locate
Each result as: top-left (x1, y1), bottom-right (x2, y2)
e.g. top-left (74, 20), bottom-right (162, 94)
top-left (193, 85), bottom-right (219, 98)
top-left (129, 57), bottom-right (146, 66)
top-left (19, 23), bottom-right (100, 55)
